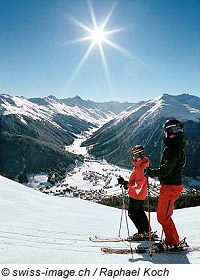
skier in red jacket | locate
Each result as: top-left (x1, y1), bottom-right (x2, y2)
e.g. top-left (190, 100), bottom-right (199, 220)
top-left (118, 145), bottom-right (157, 240)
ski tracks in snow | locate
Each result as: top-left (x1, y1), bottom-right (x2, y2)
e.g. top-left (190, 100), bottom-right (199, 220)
top-left (0, 227), bottom-right (100, 257)
top-left (1, 228), bottom-right (198, 264)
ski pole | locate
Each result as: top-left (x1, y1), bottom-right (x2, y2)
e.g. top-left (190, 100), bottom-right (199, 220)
top-left (147, 176), bottom-right (153, 257)
top-left (118, 185), bottom-right (124, 237)
top-left (119, 184), bottom-right (133, 256)
top-left (122, 187), bottom-right (130, 238)
top-left (118, 185), bottom-right (131, 237)
top-left (118, 184), bottom-right (128, 237)
top-left (161, 228), bottom-right (164, 241)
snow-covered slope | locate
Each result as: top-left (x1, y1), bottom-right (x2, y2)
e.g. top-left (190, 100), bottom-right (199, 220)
top-left (1, 176), bottom-right (200, 264)
top-left (114, 93), bottom-right (200, 125)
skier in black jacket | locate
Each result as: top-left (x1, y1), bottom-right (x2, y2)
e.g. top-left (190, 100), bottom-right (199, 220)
top-left (144, 119), bottom-right (186, 251)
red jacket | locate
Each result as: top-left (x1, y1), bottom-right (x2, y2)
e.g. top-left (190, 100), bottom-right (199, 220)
top-left (128, 157), bottom-right (150, 200)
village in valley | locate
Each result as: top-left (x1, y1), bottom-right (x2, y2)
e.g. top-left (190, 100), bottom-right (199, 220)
top-left (28, 156), bottom-right (164, 205)
top-left (36, 159), bottom-right (132, 202)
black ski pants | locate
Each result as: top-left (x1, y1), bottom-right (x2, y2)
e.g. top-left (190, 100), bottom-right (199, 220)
top-left (128, 197), bottom-right (149, 234)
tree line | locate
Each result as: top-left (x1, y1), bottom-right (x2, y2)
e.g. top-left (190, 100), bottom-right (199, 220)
top-left (98, 190), bottom-right (200, 211)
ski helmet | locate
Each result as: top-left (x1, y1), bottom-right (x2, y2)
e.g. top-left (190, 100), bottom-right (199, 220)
top-left (132, 145), bottom-right (144, 161)
top-left (164, 119), bottom-right (183, 138)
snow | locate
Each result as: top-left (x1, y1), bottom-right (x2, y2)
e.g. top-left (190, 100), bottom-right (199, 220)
top-left (1, 176), bottom-right (200, 264)
top-left (62, 127), bottom-right (133, 196)
top-left (113, 94), bottom-right (200, 128)
top-left (65, 127), bottom-right (99, 156)
top-left (60, 159), bottom-right (130, 193)
top-left (26, 174), bottom-right (49, 189)
top-left (148, 94), bottom-right (200, 122)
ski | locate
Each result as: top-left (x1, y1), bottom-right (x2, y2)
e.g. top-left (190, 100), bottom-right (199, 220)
top-left (101, 237), bottom-right (190, 254)
top-left (89, 233), bottom-right (160, 243)
top-left (101, 247), bottom-right (148, 254)
top-left (101, 245), bottom-right (189, 255)
top-left (89, 235), bottom-right (125, 242)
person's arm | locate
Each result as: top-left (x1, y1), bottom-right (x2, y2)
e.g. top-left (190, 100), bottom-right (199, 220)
top-left (149, 147), bottom-right (177, 178)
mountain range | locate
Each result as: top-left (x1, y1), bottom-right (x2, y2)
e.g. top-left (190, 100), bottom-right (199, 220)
top-left (82, 94), bottom-right (200, 178)
top-left (0, 94), bottom-right (132, 181)
top-left (1, 93), bottom-right (200, 182)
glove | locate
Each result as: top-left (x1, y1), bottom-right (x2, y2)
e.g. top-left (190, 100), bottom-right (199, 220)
top-left (144, 167), bottom-right (152, 177)
top-left (117, 176), bottom-right (125, 185)
top-left (117, 176), bottom-right (128, 189)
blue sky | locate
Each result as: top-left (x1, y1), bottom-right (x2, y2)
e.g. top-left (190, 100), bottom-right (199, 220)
top-left (1, 0), bottom-right (200, 102)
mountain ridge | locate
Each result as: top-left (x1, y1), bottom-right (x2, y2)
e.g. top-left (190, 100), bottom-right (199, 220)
top-left (0, 93), bottom-right (134, 181)
top-left (1, 93), bottom-right (199, 181)
top-left (82, 93), bottom-right (200, 178)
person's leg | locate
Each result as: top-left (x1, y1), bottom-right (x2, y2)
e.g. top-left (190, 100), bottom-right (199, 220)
top-left (128, 198), bottom-right (146, 233)
top-left (138, 200), bottom-right (149, 233)
top-left (157, 185), bottom-right (183, 246)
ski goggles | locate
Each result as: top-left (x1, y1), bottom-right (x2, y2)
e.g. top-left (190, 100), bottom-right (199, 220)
top-left (164, 125), bottom-right (183, 138)
top-left (132, 151), bottom-right (144, 161)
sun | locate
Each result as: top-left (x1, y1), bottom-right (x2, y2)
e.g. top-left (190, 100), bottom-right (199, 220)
top-left (67, 0), bottom-right (130, 86)
top-left (90, 28), bottom-right (106, 45)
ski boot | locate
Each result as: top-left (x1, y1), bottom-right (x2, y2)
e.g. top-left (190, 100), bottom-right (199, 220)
top-left (127, 232), bottom-right (148, 241)
top-left (155, 238), bottom-right (188, 252)
top-left (150, 231), bottom-right (159, 240)
top-left (155, 241), bottom-right (168, 252)
top-left (169, 238), bottom-right (189, 252)
top-left (127, 231), bottom-right (159, 241)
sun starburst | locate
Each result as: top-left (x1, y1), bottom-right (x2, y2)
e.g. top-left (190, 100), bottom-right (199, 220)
top-left (67, 0), bottom-right (130, 86)
top-left (90, 28), bottom-right (106, 44)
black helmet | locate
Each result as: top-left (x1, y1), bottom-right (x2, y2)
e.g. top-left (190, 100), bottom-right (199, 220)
top-left (132, 145), bottom-right (144, 161)
top-left (164, 119), bottom-right (183, 138)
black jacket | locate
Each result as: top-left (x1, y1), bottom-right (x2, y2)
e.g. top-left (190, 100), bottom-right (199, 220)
top-left (149, 134), bottom-right (186, 185)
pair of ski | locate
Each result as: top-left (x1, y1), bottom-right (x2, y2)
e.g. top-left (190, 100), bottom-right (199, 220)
top-left (89, 235), bottom-right (189, 254)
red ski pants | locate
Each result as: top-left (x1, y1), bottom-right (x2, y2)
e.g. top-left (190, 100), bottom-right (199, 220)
top-left (157, 185), bottom-right (183, 246)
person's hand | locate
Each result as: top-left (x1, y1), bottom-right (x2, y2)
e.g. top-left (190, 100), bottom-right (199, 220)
top-left (144, 167), bottom-right (151, 177)
top-left (123, 181), bottom-right (128, 190)
top-left (117, 176), bottom-right (125, 185)
top-left (118, 176), bottom-right (128, 189)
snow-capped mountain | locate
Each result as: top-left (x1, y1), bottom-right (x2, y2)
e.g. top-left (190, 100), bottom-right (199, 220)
top-left (1, 93), bottom-right (199, 182)
top-left (1, 175), bottom-right (200, 264)
top-left (1, 94), bottom-right (117, 126)
top-left (61, 95), bottom-right (134, 114)
top-left (0, 95), bottom-right (90, 181)
top-left (0, 94), bottom-right (134, 181)
top-left (82, 94), bottom-right (200, 178)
